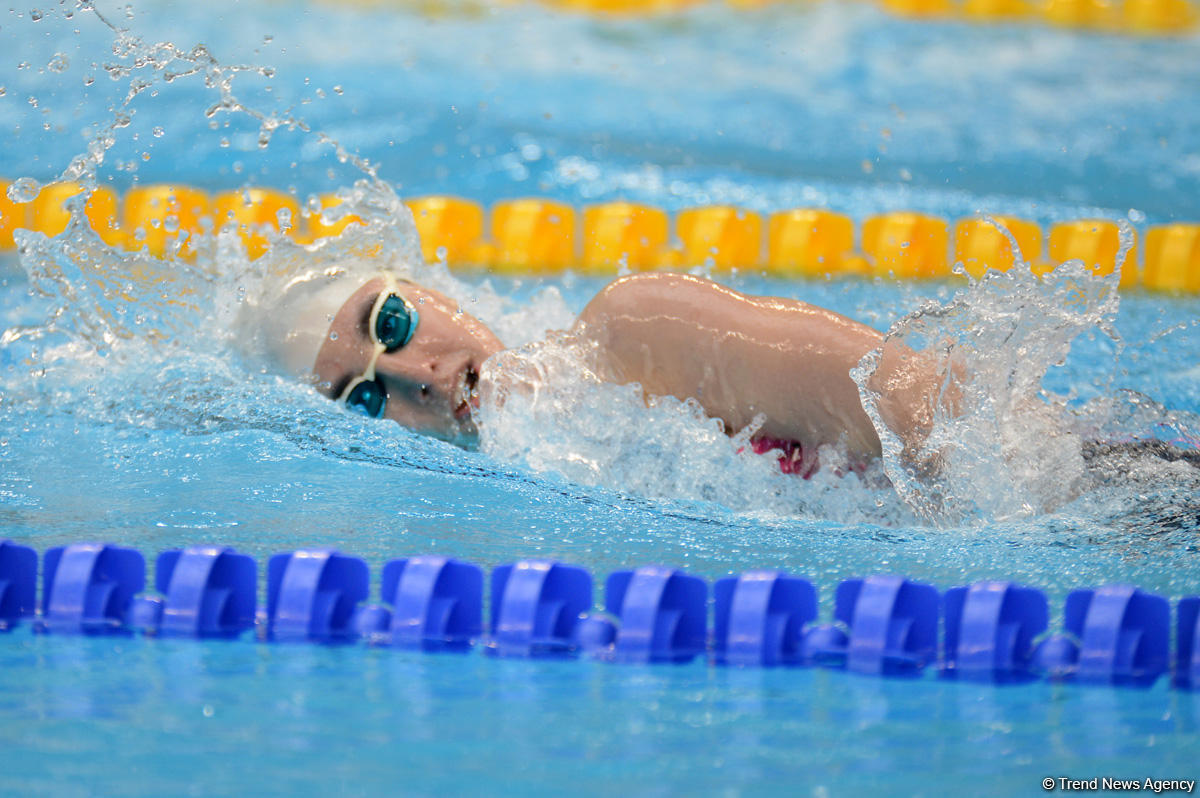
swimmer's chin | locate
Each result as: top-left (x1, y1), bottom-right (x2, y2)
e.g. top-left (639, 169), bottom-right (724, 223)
top-left (415, 415), bottom-right (482, 450)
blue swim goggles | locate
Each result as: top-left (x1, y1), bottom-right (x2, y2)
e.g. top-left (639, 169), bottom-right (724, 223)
top-left (337, 273), bottom-right (420, 418)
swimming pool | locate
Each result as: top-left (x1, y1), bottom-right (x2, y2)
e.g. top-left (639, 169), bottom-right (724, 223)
top-left (2, 0), bottom-right (1200, 793)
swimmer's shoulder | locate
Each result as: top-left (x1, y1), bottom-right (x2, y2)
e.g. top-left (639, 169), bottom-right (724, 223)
top-left (576, 273), bottom-right (747, 330)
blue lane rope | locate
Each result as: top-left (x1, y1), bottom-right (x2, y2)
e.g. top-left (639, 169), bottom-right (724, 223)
top-left (1, 540), bottom-right (1196, 689)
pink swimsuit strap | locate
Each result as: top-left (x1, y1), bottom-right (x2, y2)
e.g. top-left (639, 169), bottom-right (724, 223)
top-left (746, 435), bottom-right (869, 479)
top-left (749, 435), bottom-right (819, 479)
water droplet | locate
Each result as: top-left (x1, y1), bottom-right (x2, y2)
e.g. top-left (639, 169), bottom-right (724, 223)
top-left (152, 126), bottom-right (164, 138)
top-left (30, 9), bottom-right (43, 21)
top-left (328, 331), bottom-right (339, 342)
top-left (47, 52), bottom-right (69, 72)
top-left (0, 87), bottom-right (5, 97)
top-left (332, 85), bottom-right (343, 95)
top-left (7, 177), bottom-right (41, 203)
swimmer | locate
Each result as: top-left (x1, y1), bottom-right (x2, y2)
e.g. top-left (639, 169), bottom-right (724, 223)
top-left (248, 264), bottom-right (954, 476)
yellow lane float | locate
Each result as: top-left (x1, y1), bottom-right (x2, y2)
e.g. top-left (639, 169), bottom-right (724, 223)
top-left (213, 188), bottom-right (300, 260)
top-left (954, 216), bottom-right (1043, 279)
top-left (767, 209), bottom-right (860, 278)
top-left (1048, 219), bottom-right (1138, 288)
top-left (122, 185), bottom-right (212, 260)
top-left (582, 202), bottom-right (670, 274)
top-left (1143, 224), bottom-right (1200, 294)
top-left (405, 196), bottom-right (487, 267)
top-left (491, 198), bottom-right (577, 275)
top-left (676, 206), bottom-right (763, 271)
top-left (862, 211), bottom-right (949, 279)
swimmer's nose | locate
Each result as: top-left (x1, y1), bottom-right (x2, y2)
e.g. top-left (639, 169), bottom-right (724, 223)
top-left (378, 353), bottom-right (455, 399)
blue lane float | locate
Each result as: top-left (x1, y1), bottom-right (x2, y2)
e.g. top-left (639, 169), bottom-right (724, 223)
top-left (604, 566), bottom-right (708, 664)
top-left (37, 543), bottom-right (144, 635)
top-left (1178, 597), bottom-right (1200, 690)
top-left (264, 550), bottom-right (370, 643)
top-left (942, 581), bottom-right (1048, 682)
top-left (1033, 584), bottom-right (1170, 686)
top-left (489, 560), bottom-right (590, 657)
top-left (373, 555), bottom-right (483, 651)
top-left (804, 575), bottom-right (939, 676)
top-left (713, 571), bottom-right (816, 667)
top-left (0, 541), bottom-right (37, 630)
top-left (1, 540), bottom-right (1198, 690)
top-left (129, 546), bottom-right (257, 638)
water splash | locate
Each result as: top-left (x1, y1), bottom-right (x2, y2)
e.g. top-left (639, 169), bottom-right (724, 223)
top-left (852, 217), bottom-right (1131, 526)
top-left (474, 330), bottom-right (917, 524)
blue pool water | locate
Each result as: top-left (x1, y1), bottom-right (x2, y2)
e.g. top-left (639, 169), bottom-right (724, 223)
top-left (3, 0), bottom-right (1200, 793)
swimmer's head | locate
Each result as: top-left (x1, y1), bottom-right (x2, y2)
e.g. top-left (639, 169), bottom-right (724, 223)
top-left (242, 262), bottom-right (503, 443)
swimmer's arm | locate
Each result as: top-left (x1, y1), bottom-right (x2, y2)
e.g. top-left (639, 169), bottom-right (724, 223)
top-left (573, 273), bottom-right (950, 460)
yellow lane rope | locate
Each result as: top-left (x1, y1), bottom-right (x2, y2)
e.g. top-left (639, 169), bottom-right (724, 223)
top-left (2, 180), bottom-right (1197, 293)
top-left (321, 0), bottom-right (1200, 37)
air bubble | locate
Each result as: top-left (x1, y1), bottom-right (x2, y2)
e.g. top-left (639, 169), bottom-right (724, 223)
top-left (152, 126), bottom-right (164, 138)
top-left (47, 52), bottom-right (70, 72)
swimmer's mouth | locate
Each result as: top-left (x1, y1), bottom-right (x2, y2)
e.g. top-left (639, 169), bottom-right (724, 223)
top-left (455, 364), bottom-right (480, 420)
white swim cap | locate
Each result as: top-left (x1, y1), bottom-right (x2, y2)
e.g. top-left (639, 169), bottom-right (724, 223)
top-left (237, 260), bottom-right (391, 380)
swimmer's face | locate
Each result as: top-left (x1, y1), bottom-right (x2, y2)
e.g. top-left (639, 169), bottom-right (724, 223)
top-left (313, 277), bottom-right (504, 443)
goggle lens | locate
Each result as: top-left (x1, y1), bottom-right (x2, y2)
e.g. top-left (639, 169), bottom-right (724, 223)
top-left (375, 294), bottom-right (416, 350)
top-left (345, 378), bottom-right (387, 419)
